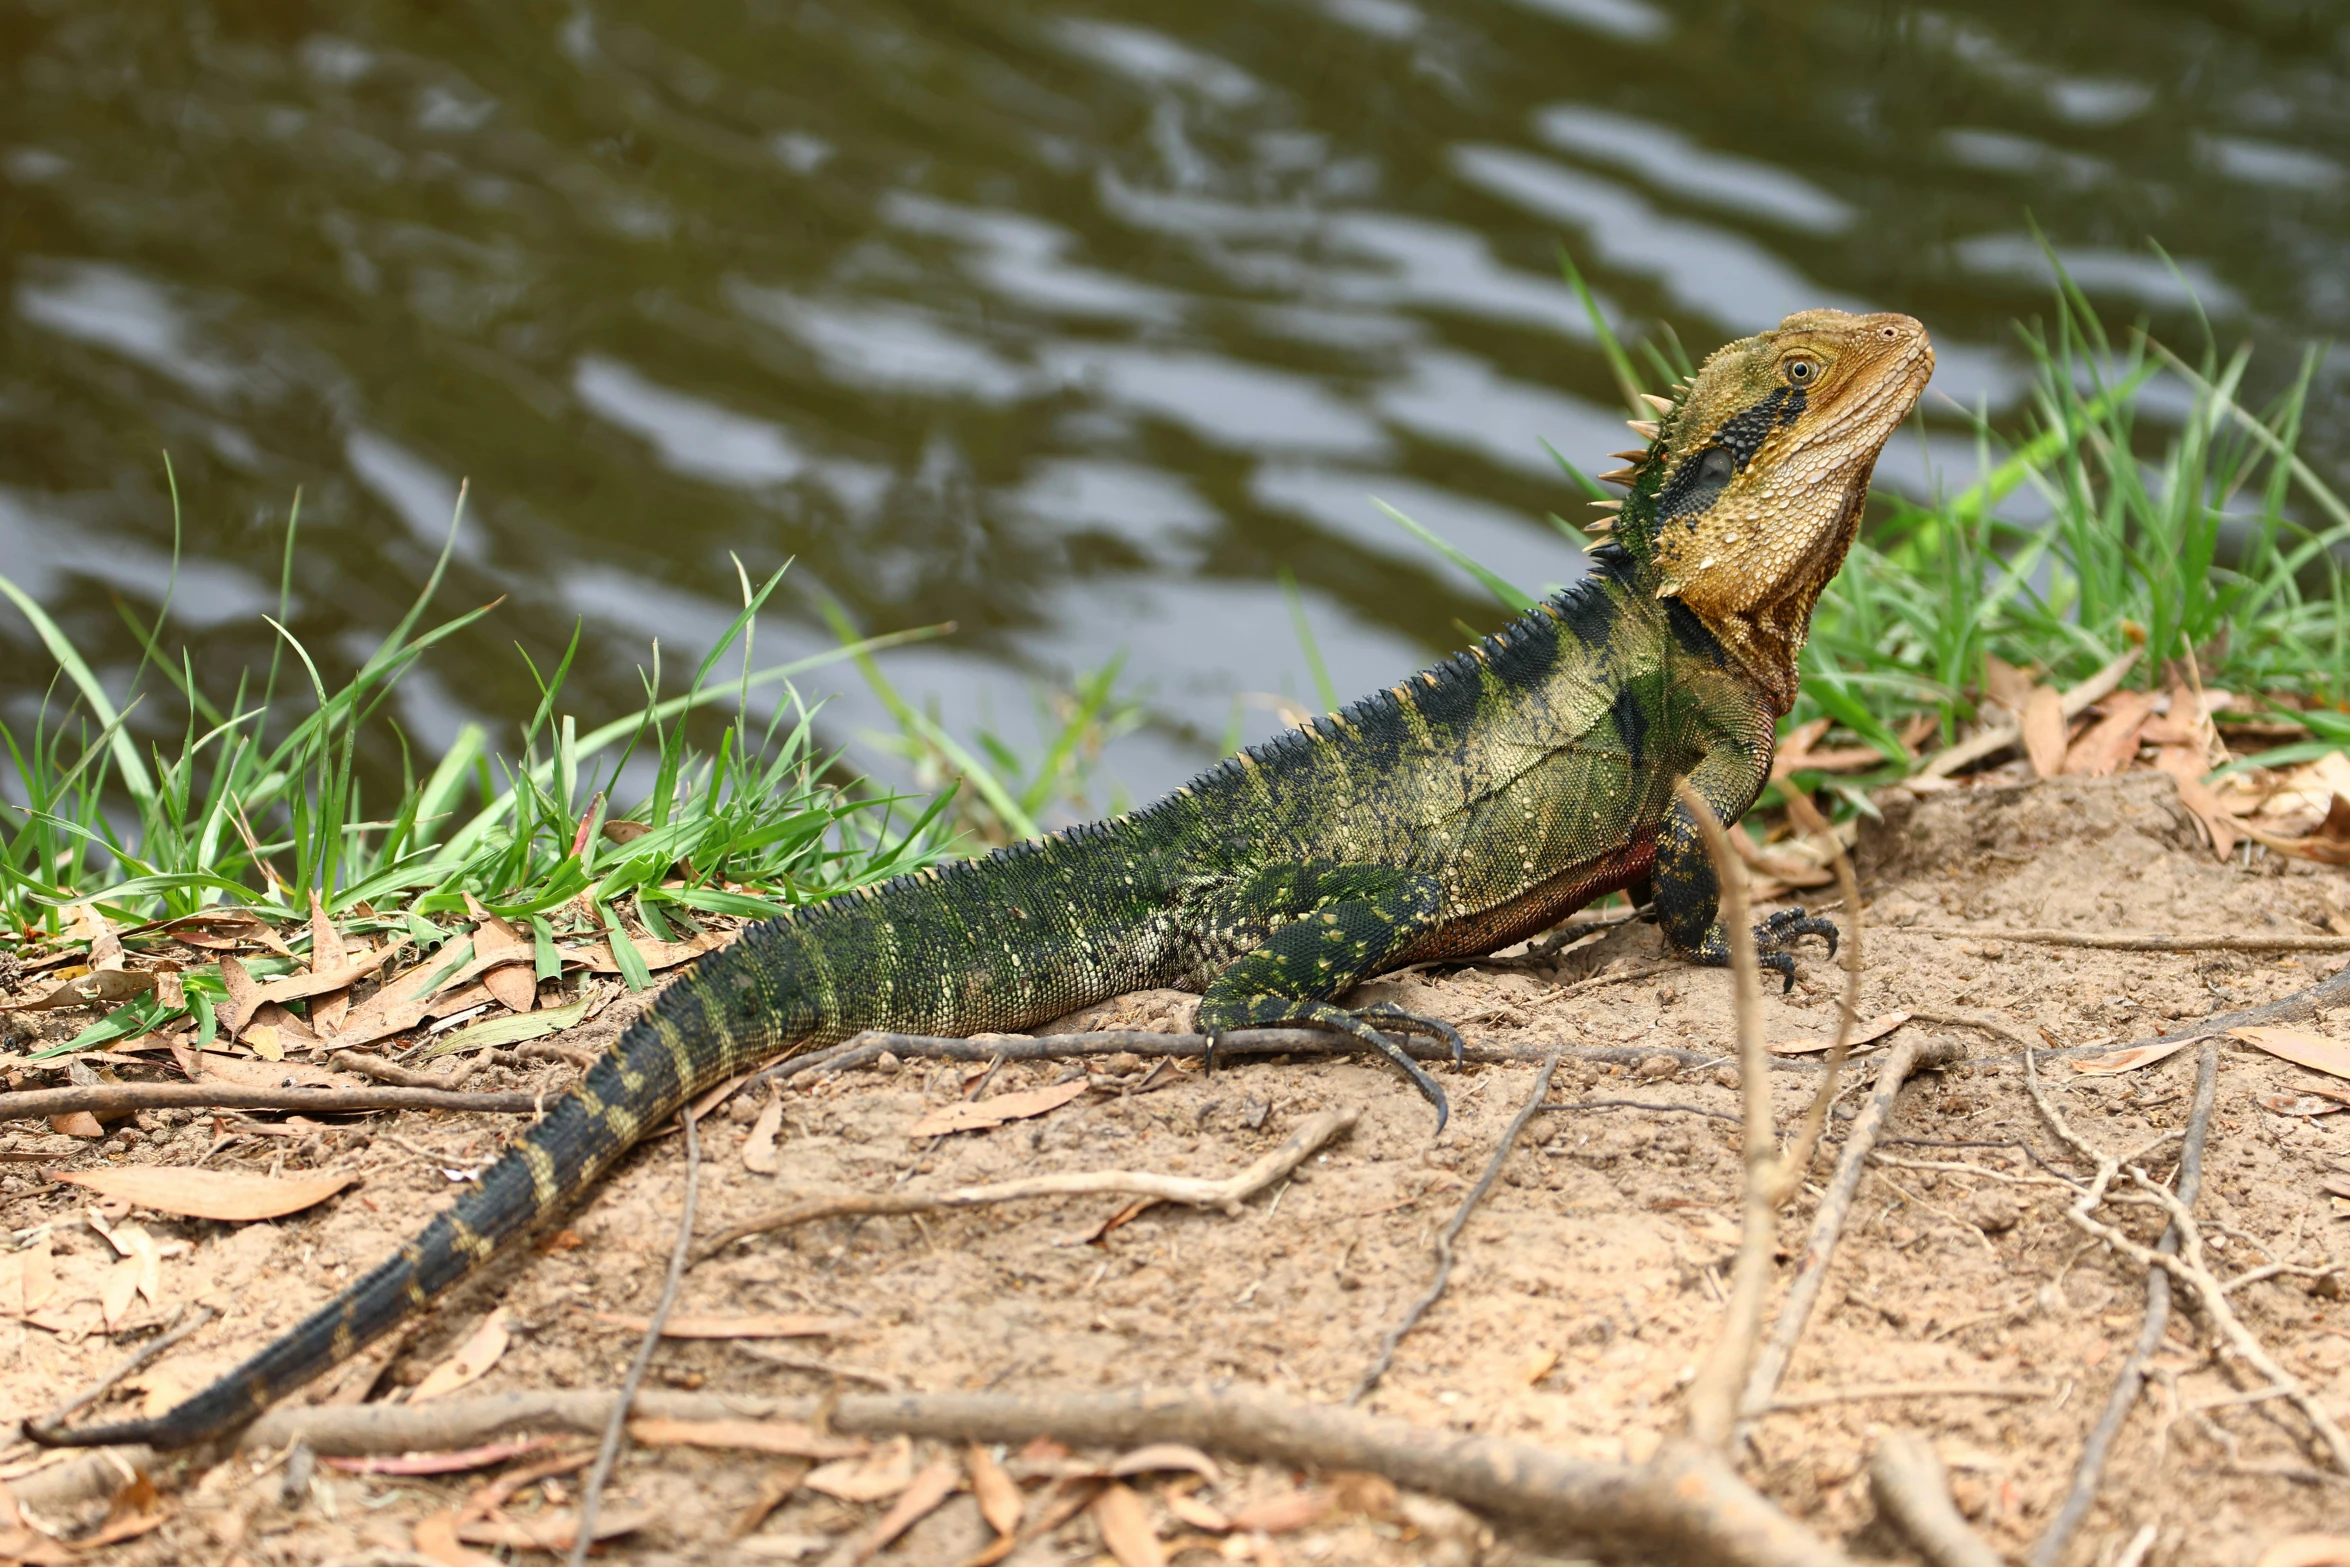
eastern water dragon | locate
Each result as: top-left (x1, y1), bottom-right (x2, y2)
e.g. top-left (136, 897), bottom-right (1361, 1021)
top-left (31, 307), bottom-right (1933, 1450)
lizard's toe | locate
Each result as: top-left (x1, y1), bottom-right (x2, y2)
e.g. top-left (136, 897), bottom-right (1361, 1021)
top-left (1759, 906), bottom-right (1839, 958)
top-left (1358, 1003), bottom-right (1467, 1069)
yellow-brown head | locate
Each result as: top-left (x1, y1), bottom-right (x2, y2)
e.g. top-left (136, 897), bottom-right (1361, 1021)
top-left (1613, 310), bottom-right (1933, 712)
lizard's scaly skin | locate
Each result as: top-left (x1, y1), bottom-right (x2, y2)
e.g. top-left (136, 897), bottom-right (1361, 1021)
top-left (29, 310), bottom-right (1931, 1451)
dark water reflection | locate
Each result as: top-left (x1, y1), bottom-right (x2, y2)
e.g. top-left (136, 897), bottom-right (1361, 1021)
top-left (3, 1), bottom-right (2345, 807)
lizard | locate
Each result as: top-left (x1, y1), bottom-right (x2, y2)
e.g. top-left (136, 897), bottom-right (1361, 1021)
top-left (29, 307), bottom-right (1932, 1451)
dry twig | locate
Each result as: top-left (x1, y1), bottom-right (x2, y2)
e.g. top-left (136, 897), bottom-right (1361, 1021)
top-left (1904, 927), bottom-right (2350, 954)
top-left (38, 1304), bottom-right (218, 1430)
top-left (569, 1107), bottom-right (700, 1567)
top-left (1759, 1381), bottom-right (2051, 1413)
top-left (1773, 791), bottom-right (1861, 1202)
top-left (1740, 1035), bottom-right (1967, 1424)
top-left (0, 1081), bottom-right (543, 1120)
top-left (2027, 1039), bottom-right (2219, 1567)
top-left (695, 1108), bottom-right (1358, 1262)
top-left (2023, 1042), bottom-right (2350, 1476)
top-left (1676, 784), bottom-right (1777, 1450)
top-left (1869, 1429), bottom-right (2003, 1567)
top-left (1351, 1054), bottom-right (1559, 1403)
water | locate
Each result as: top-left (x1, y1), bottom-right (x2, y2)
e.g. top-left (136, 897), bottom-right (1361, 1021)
top-left (5, 1), bottom-right (2346, 811)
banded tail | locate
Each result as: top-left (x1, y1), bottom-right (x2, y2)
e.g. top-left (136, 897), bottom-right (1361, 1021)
top-left (29, 831), bottom-right (1160, 1450)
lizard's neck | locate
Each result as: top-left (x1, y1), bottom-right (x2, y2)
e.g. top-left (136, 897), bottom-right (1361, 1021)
top-left (1614, 460), bottom-right (1871, 717)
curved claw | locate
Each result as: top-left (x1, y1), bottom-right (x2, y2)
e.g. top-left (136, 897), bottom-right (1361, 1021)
top-left (1359, 1003), bottom-right (1468, 1069)
top-left (1760, 950), bottom-right (1797, 992)
top-left (1760, 906), bottom-right (1840, 958)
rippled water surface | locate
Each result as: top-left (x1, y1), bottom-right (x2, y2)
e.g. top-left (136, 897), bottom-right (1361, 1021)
top-left (5, 2), bottom-right (2346, 803)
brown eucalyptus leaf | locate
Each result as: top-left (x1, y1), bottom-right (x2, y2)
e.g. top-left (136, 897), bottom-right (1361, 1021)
top-left (52, 1166), bottom-right (355, 1220)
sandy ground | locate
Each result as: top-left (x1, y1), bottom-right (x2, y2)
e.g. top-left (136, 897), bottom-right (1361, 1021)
top-left (4, 769), bottom-right (2348, 1565)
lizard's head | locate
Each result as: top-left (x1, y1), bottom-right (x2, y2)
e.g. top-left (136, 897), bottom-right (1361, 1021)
top-left (1601, 309), bottom-right (1934, 712)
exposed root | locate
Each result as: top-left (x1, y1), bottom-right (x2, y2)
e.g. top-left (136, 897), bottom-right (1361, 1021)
top-left (2026, 1040), bottom-right (2219, 1567)
top-left (2023, 1041), bottom-right (2350, 1477)
top-left (1740, 1035), bottom-right (1968, 1426)
top-left (694, 1108), bottom-right (1358, 1264)
top-left (1869, 1429), bottom-right (2003, 1567)
top-left (87, 1387), bottom-right (1862, 1567)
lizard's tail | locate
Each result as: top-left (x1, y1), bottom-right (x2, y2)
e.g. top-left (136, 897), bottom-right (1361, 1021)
top-left (25, 925), bottom-right (819, 1451)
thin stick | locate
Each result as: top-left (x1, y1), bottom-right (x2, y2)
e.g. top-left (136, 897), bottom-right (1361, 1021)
top-left (1351, 1051), bottom-right (1560, 1404)
top-left (1739, 1036), bottom-right (1965, 1424)
top-left (1675, 784), bottom-right (1772, 1450)
top-left (186, 1386), bottom-right (1851, 1567)
top-left (696, 1109), bottom-right (1357, 1262)
top-left (569, 1108), bottom-right (699, 1567)
top-left (1902, 927), bottom-right (2350, 954)
top-left (0, 1081), bottom-right (543, 1120)
top-left (1869, 1429), bottom-right (2003, 1567)
top-left (2027, 1039), bottom-right (2218, 1567)
top-left (1759, 1381), bottom-right (2051, 1413)
top-left (1773, 791), bottom-right (1860, 1202)
top-left (38, 1304), bottom-right (218, 1429)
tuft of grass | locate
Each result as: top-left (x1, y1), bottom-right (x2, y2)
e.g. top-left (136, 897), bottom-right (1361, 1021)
top-left (0, 499), bottom-right (963, 1052)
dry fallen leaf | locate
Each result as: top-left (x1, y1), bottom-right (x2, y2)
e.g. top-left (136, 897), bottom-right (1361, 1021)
top-left (466, 895), bottom-right (537, 1016)
top-left (907, 1079), bottom-right (1090, 1138)
top-left (411, 1308), bottom-right (510, 1402)
top-left (2232, 1026), bottom-right (2350, 1081)
top-left (2069, 1036), bottom-right (2200, 1076)
top-left (455, 1507), bottom-right (652, 1551)
top-left (806, 1436), bottom-right (915, 1501)
top-left (47, 1112), bottom-right (105, 1139)
top-left (217, 954), bottom-right (265, 1038)
top-left (967, 1443), bottom-right (1022, 1538)
top-left (593, 1311), bottom-right (855, 1340)
top-left (852, 1458), bottom-right (962, 1563)
top-left (1, 969), bottom-right (156, 1012)
top-left (2254, 1537), bottom-right (2350, 1567)
top-left (52, 1167), bottom-right (355, 1221)
top-left (742, 1094), bottom-right (783, 1175)
top-left (1108, 1444), bottom-right (1221, 1485)
top-left (2265, 1094), bottom-right (2346, 1117)
top-left (2021, 685), bottom-right (2067, 779)
top-left (1769, 1009), bottom-right (1912, 1056)
top-left (1227, 1489), bottom-right (1328, 1534)
top-left (626, 1417), bottom-right (867, 1459)
top-left (1517, 1347), bottom-right (1560, 1386)
top-left (1093, 1482), bottom-right (1167, 1567)
top-left (1164, 1487), bottom-right (1234, 1533)
top-left (2063, 690), bottom-right (2157, 776)
top-left (413, 1510), bottom-right (500, 1567)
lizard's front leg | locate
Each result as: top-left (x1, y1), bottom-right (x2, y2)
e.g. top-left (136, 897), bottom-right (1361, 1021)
top-left (1195, 863), bottom-right (1464, 1130)
top-left (1654, 751), bottom-right (1837, 991)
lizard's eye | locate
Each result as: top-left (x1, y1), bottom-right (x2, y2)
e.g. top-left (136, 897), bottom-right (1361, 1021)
top-left (1782, 355), bottom-right (1821, 387)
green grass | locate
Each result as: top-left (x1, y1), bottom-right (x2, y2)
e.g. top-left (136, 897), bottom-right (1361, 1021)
top-left (0, 509), bottom-right (974, 1053)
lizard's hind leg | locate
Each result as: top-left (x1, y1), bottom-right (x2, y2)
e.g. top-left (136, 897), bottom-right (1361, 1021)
top-left (1196, 864), bottom-right (1457, 1130)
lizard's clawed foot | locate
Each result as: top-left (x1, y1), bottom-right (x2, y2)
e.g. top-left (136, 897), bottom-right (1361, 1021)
top-left (1753, 906), bottom-right (1839, 992)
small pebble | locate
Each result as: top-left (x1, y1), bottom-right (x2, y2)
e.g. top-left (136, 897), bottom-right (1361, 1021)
top-left (1637, 1054), bottom-right (1679, 1080)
